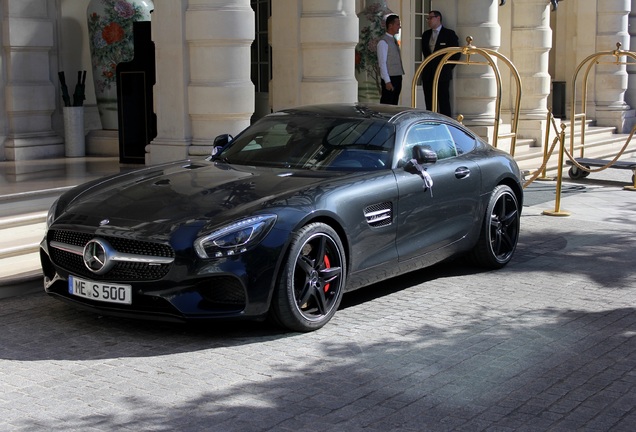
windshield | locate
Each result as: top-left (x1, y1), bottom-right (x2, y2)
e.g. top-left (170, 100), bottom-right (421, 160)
top-left (216, 114), bottom-right (396, 171)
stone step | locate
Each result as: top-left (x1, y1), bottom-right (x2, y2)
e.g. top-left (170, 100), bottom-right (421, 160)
top-left (0, 187), bottom-right (70, 218)
top-left (0, 220), bottom-right (46, 258)
top-left (515, 134), bottom-right (636, 175)
top-left (0, 211), bottom-right (47, 229)
top-left (494, 117), bottom-right (633, 175)
top-left (0, 201), bottom-right (51, 286)
top-left (0, 211), bottom-right (46, 284)
top-left (0, 252), bottom-right (42, 286)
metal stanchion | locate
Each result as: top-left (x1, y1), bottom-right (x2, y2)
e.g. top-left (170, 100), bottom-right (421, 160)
top-left (542, 124), bottom-right (571, 217)
top-left (535, 109), bottom-right (557, 182)
top-left (625, 171), bottom-right (636, 191)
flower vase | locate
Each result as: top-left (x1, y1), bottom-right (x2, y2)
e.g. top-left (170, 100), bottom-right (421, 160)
top-left (87, 0), bottom-right (153, 130)
top-left (355, 1), bottom-right (394, 103)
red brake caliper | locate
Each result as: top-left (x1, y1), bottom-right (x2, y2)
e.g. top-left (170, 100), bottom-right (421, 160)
top-left (323, 255), bottom-right (331, 292)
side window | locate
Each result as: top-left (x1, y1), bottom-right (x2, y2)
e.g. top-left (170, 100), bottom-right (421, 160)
top-left (447, 125), bottom-right (477, 155)
top-left (401, 123), bottom-right (457, 163)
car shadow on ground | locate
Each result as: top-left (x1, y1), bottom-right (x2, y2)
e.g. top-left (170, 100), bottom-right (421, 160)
top-left (340, 259), bottom-right (485, 311)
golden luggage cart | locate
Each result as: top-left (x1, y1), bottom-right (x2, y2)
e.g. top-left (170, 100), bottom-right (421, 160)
top-left (411, 37), bottom-right (522, 156)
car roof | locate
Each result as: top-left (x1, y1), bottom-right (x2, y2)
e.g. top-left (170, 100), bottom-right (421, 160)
top-left (274, 103), bottom-right (446, 125)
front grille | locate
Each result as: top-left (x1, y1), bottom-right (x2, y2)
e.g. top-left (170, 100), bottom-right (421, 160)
top-left (52, 230), bottom-right (92, 247)
top-left (48, 229), bottom-right (175, 281)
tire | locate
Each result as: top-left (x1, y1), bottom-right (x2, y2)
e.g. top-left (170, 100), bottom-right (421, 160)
top-left (568, 166), bottom-right (585, 180)
top-left (272, 223), bottom-right (346, 332)
top-left (582, 166), bottom-right (591, 178)
top-left (468, 185), bottom-right (520, 269)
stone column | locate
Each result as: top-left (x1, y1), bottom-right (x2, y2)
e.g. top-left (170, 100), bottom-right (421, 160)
top-left (454, 0), bottom-right (500, 139)
top-left (568, 0), bottom-right (597, 119)
top-left (271, 0), bottom-right (358, 111)
top-left (146, 1), bottom-right (190, 164)
top-left (510, 0), bottom-right (552, 144)
top-left (147, 0), bottom-right (254, 164)
top-left (594, 0), bottom-right (634, 133)
top-left (2, 0), bottom-right (64, 160)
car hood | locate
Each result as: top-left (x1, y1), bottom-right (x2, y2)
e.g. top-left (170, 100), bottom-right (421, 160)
top-left (54, 160), bottom-right (348, 236)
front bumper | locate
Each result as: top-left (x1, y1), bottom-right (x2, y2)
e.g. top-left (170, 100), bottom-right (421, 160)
top-left (39, 230), bottom-right (282, 322)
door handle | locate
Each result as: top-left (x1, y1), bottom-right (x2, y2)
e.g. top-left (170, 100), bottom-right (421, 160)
top-left (455, 167), bottom-right (470, 179)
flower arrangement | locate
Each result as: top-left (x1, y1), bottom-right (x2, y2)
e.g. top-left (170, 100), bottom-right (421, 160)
top-left (355, 2), bottom-right (393, 98)
top-left (87, 0), bottom-right (147, 94)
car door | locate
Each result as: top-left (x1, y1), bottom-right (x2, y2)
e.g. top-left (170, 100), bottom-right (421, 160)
top-left (394, 121), bottom-right (482, 263)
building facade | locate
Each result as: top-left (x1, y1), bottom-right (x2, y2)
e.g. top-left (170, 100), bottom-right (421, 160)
top-left (0, 0), bottom-right (634, 164)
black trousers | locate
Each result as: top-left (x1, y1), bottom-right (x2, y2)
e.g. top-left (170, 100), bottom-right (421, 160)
top-left (423, 79), bottom-right (452, 117)
top-left (380, 75), bottom-right (402, 105)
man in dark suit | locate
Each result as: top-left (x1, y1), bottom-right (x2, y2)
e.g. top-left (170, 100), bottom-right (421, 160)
top-left (421, 10), bottom-right (460, 117)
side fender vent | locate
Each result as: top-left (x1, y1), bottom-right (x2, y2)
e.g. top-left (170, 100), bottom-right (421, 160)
top-left (364, 202), bottom-right (393, 228)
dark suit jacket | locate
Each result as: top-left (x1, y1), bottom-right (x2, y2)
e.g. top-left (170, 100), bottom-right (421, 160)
top-left (421, 26), bottom-right (460, 82)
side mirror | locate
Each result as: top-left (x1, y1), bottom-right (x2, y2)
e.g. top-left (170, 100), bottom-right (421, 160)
top-left (404, 145), bottom-right (437, 174)
top-left (412, 145), bottom-right (437, 164)
top-left (211, 134), bottom-right (233, 156)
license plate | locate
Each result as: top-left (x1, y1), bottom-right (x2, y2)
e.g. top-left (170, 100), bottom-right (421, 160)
top-left (68, 276), bottom-right (132, 305)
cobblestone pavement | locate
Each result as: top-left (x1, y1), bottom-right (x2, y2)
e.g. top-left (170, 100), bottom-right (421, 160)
top-left (1, 181), bottom-right (635, 432)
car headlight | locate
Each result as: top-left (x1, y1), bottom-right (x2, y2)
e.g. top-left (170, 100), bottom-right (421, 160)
top-left (194, 214), bottom-right (277, 259)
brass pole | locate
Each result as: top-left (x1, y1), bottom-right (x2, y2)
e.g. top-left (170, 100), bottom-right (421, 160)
top-left (543, 123), bottom-right (571, 217)
top-left (626, 170), bottom-right (636, 191)
top-left (537, 109), bottom-right (555, 180)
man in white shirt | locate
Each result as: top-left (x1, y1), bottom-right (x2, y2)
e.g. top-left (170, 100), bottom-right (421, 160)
top-left (377, 14), bottom-right (404, 105)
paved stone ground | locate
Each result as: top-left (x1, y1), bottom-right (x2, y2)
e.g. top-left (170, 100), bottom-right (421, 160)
top-left (0, 180), bottom-right (635, 431)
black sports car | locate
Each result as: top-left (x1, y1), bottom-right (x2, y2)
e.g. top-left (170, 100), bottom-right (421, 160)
top-left (41, 103), bottom-right (523, 332)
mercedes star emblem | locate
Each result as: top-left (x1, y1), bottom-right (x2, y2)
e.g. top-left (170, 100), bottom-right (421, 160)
top-left (82, 238), bottom-right (114, 274)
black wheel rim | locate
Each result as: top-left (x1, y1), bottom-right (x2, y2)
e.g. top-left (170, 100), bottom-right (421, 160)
top-left (292, 232), bottom-right (343, 322)
top-left (489, 191), bottom-right (519, 262)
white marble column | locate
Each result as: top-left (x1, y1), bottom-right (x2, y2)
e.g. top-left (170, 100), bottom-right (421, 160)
top-left (512, 0), bottom-right (552, 119)
top-left (594, 0), bottom-right (634, 132)
top-left (510, 0), bottom-right (552, 143)
top-left (454, 0), bottom-right (500, 135)
top-left (2, 0), bottom-right (64, 160)
top-left (271, 0), bottom-right (358, 111)
top-left (566, 0), bottom-right (597, 119)
top-left (147, 0), bottom-right (255, 164)
top-left (145, 1), bottom-right (189, 164)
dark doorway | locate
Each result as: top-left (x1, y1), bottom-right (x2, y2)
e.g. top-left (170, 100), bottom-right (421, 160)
top-left (251, 0), bottom-right (271, 123)
top-left (116, 21), bottom-right (157, 164)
